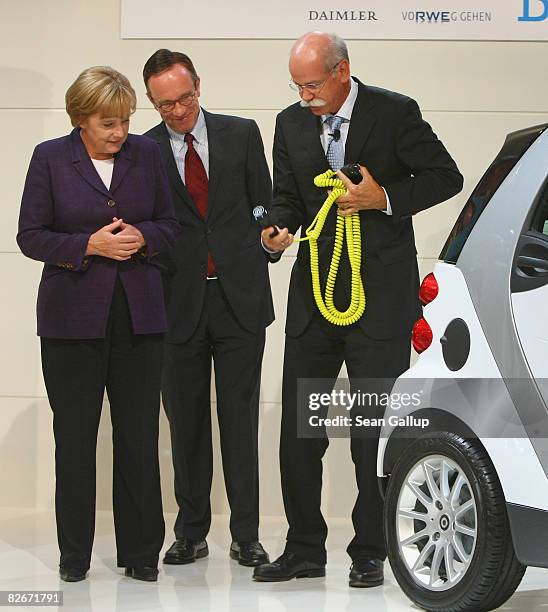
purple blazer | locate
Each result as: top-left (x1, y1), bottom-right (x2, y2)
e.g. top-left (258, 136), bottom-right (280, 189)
top-left (17, 128), bottom-right (181, 339)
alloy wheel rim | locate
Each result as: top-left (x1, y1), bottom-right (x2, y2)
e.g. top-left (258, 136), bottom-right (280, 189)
top-left (396, 454), bottom-right (477, 591)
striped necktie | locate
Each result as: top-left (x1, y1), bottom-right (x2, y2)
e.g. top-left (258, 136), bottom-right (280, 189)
top-left (325, 115), bottom-right (345, 171)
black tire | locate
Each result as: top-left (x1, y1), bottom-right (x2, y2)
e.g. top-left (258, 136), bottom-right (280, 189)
top-left (384, 432), bottom-right (526, 612)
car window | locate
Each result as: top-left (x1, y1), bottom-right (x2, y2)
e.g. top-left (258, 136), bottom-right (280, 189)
top-left (440, 124), bottom-right (548, 264)
top-left (532, 184), bottom-right (548, 236)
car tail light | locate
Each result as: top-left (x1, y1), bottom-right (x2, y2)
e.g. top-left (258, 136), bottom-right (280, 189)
top-left (419, 272), bottom-right (439, 305)
top-left (412, 318), bottom-right (433, 353)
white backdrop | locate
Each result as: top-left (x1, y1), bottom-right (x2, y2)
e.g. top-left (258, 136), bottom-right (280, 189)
top-left (121, 0), bottom-right (548, 40)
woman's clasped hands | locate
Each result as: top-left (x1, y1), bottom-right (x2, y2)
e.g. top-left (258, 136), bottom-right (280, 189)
top-left (86, 217), bottom-right (145, 261)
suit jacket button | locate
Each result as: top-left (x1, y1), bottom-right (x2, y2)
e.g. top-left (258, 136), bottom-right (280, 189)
top-left (107, 199), bottom-right (116, 207)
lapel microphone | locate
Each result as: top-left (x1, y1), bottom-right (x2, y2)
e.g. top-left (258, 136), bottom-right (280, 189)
top-left (329, 129), bottom-right (341, 142)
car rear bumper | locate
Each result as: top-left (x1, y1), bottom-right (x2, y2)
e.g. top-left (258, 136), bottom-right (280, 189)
top-left (507, 502), bottom-right (548, 568)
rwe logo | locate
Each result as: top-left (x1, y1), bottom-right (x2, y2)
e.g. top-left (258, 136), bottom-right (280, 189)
top-left (402, 10), bottom-right (451, 23)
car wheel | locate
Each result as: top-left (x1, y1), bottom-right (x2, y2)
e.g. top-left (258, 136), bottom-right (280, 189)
top-left (384, 432), bottom-right (526, 611)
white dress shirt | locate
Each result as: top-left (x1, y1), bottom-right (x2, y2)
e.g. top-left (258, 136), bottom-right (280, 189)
top-left (91, 157), bottom-right (114, 190)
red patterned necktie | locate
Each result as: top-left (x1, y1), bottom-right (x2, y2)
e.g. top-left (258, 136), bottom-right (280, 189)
top-left (184, 132), bottom-right (215, 277)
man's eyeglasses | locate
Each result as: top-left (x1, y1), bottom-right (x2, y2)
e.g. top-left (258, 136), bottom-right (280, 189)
top-left (289, 61), bottom-right (341, 94)
top-left (154, 91), bottom-right (197, 112)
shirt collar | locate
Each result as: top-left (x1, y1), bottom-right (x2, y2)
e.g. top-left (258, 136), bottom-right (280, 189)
top-left (166, 108), bottom-right (207, 151)
top-left (322, 77), bottom-right (359, 124)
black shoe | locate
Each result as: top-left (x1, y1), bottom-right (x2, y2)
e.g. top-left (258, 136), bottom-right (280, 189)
top-left (230, 541), bottom-right (270, 567)
top-left (253, 551), bottom-right (325, 582)
top-left (163, 538), bottom-right (208, 565)
top-left (124, 566), bottom-right (159, 582)
top-left (59, 567), bottom-right (87, 582)
top-left (349, 558), bottom-right (384, 587)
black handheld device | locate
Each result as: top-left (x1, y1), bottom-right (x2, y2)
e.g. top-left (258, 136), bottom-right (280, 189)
top-left (252, 205), bottom-right (280, 238)
top-left (339, 163), bottom-right (363, 185)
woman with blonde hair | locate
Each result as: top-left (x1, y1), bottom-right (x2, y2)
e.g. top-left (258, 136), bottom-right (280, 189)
top-left (17, 66), bottom-right (180, 583)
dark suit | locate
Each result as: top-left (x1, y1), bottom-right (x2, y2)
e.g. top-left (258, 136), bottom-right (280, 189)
top-left (17, 128), bottom-right (180, 572)
top-left (145, 111), bottom-right (274, 542)
top-left (17, 129), bottom-right (179, 338)
top-left (272, 80), bottom-right (463, 563)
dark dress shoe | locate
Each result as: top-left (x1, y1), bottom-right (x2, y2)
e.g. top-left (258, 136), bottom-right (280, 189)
top-left (124, 567), bottom-right (159, 582)
top-left (253, 551), bottom-right (325, 581)
top-left (163, 538), bottom-right (208, 565)
top-left (230, 541), bottom-right (270, 567)
top-left (349, 558), bottom-right (384, 587)
top-left (59, 567), bottom-right (87, 582)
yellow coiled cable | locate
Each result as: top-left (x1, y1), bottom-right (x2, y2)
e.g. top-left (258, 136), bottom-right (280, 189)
top-left (295, 169), bottom-right (365, 326)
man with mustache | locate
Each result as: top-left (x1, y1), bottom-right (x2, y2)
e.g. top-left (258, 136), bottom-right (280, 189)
top-left (143, 49), bottom-right (273, 569)
top-left (255, 32), bottom-right (463, 587)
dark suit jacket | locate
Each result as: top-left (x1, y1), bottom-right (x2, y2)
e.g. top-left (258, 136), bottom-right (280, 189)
top-left (272, 79), bottom-right (464, 340)
top-left (145, 111), bottom-right (274, 344)
top-left (17, 128), bottom-right (180, 339)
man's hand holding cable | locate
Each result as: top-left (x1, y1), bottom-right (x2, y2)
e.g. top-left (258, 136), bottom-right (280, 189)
top-left (335, 164), bottom-right (387, 216)
top-left (261, 226), bottom-right (294, 253)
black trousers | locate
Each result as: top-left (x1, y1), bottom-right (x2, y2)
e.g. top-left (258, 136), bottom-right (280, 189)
top-left (281, 313), bottom-right (411, 565)
top-left (162, 280), bottom-right (265, 542)
top-left (40, 280), bottom-right (165, 572)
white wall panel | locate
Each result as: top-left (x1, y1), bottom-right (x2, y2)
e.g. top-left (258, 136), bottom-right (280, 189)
top-left (0, 398), bottom-right (53, 510)
top-left (3, 110), bottom-right (72, 254)
top-left (260, 256), bottom-right (292, 404)
top-left (0, 255), bottom-right (44, 398)
top-left (1, 2), bottom-right (546, 113)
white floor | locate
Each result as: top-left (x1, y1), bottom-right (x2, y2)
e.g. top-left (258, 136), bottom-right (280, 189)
top-left (1, 509), bottom-right (547, 611)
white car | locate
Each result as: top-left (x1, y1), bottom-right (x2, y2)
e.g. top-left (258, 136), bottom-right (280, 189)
top-left (378, 123), bottom-right (548, 611)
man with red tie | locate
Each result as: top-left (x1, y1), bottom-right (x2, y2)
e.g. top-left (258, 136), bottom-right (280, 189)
top-left (143, 49), bottom-right (273, 568)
